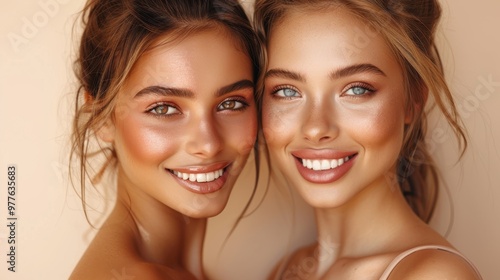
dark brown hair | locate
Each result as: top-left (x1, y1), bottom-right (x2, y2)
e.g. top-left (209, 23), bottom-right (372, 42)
top-left (254, 0), bottom-right (467, 222)
top-left (71, 0), bottom-right (260, 221)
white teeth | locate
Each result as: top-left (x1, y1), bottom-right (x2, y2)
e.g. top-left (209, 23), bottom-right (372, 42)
top-left (172, 168), bottom-right (225, 183)
top-left (196, 173), bottom-right (207, 183)
top-left (321, 160), bottom-right (330, 169)
top-left (301, 157), bottom-right (351, 171)
top-left (189, 174), bottom-right (196, 182)
top-left (312, 160), bottom-right (321, 171)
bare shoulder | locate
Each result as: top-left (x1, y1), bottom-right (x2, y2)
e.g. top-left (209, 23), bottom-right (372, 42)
top-left (126, 262), bottom-right (197, 280)
top-left (70, 221), bottom-right (195, 279)
top-left (71, 260), bottom-right (195, 280)
top-left (388, 248), bottom-right (481, 280)
top-left (268, 244), bottom-right (316, 280)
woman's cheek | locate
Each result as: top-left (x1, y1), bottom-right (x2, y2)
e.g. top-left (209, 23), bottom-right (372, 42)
top-left (261, 98), bottom-right (302, 148)
top-left (119, 120), bottom-right (180, 164)
top-left (345, 100), bottom-right (406, 149)
top-left (230, 110), bottom-right (258, 154)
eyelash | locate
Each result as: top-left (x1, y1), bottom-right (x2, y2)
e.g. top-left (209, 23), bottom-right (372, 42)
top-left (217, 97), bottom-right (250, 112)
top-left (146, 102), bottom-right (180, 118)
top-left (145, 97), bottom-right (250, 118)
top-left (270, 83), bottom-right (375, 100)
top-left (341, 82), bottom-right (376, 98)
top-left (270, 85), bottom-right (301, 100)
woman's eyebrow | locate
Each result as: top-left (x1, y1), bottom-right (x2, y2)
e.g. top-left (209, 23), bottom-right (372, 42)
top-left (215, 79), bottom-right (254, 97)
top-left (329, 63), bottom-right (386, 80)
top-left (134, 86), bottom-right (194, 99)
top-left (264, 64), bottom-right (385, 83)
top-left (134, 80), bottom-right (254, 99)
top-left (264, 69), bottom-right (306, 82)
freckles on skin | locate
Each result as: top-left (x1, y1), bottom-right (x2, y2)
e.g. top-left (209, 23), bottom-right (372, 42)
top-left (343, 94), bottom-right (406, 145)
top-left (262, 105), bottom-right (292, 146)
top-left (224, 110), bottom-right (258, 154)
top-left (99, 28), bottom-right (257, 218)
top-left (263, 6), bottom-right (409, 192)
top-left (115, 111), bottom-right (180, 168)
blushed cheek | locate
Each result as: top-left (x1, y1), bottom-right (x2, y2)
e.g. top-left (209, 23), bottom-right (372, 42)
top-left (347, 101), bottom-right (405, 151)
top-left (233, 112), bottom-right (258, 155)
top-left (118, 119), bottom-right (179, 165)
top-left (262, 103), bottom-right (296, 148)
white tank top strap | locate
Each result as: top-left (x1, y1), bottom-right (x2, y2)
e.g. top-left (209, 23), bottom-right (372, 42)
top-left (379, 245), bottom-right (482, 280)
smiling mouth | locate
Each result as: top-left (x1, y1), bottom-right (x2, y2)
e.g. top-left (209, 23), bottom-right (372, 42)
top-left (169, 168), bottom-right (225, 183)
top-left (296, 155), bottom-right (356, 171)
top-left (166, 164), bottom-right (231, 194)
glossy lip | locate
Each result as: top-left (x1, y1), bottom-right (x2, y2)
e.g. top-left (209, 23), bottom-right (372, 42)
top-left (169, 161), bottom-right (229, 173)
top-left (166, 162), bottom-right (232, 194)
top-left (291, 150), bottom-right (358, 184)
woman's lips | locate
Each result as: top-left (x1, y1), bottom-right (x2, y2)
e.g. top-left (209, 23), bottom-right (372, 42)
top-left (291, 151), bottom-right (357, 184)
top-left (172, 168), bottom-right (224, 183)
top-left (166, 163), bottom-right (231, 194)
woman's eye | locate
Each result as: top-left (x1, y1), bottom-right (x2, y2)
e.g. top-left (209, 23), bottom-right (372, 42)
top-left (148, 104), bottom-right (180, 116)
top-left (217, 99), bottom-right (247, 111)
top-left (344, 86), bottom-right (373, 96)
top-left (274, 88), bottom-right (300, 98)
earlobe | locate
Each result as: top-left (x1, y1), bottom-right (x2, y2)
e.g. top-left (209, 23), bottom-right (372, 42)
top-left (84, 91), bottom-right (93, 104)
top-left (96, 119), bottom-right (115, 143)
top-left (85, 92), bottom-right (116, 143)
top-left (404, 108), bottom-right (414, 124)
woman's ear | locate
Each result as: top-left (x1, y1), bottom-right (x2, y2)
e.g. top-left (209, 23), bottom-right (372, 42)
top-left (85, 92), bottom-right (116, 143)
top-left (96, 119), bottom-right (115, 143)
top-left (404, 105), bottom-right (414, 124)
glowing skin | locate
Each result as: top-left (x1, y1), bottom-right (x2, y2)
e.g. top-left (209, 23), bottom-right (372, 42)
top-left (106, 29), bottom-right (257, 218)
top-left (263, 8), bottom-right (409, 209)
top-left (262, 7), bottom-right (479, 280)
top-left (71, 28), bottom-right (257, 280)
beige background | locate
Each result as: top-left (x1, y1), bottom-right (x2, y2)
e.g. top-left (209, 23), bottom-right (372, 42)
top-left (0, 0), bottom-right (499, 279)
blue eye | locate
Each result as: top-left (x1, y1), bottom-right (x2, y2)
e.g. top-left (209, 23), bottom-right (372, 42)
top-left (344, 85), bottom-right (373, 96)
top-left (148, 104), bottom-right (180, 116)
top-left (217, 99), bottom-right (248, 111)
top-left (274, 88), bottom-right (301, 98)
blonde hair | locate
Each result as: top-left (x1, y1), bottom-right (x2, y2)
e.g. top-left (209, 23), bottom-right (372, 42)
top-left (254, 0), bottom-right (467, 222)
top-left (70, 0), bottom-right (260, 222)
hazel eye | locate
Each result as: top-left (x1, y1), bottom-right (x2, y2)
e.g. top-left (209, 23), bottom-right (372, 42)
top-left (217, 99), bottom-right (247, 111)
top-left (148, 104), bottom-right (180, 116)
top-left (344, 85), bottom-right (373, 96)
top-left (274, 88), bottom-right (301, 98)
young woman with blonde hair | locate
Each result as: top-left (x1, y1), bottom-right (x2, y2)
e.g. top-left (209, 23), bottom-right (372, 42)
top-left (254, 0), bottom-right (482, 278)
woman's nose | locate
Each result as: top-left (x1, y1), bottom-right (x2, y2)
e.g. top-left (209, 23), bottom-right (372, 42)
top-left (185, 116), bottom-right (223, 158)
top-left (301, 99), bottom-right (339, 144)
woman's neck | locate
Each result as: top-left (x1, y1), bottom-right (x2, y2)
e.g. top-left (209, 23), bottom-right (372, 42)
top-left (311, 176), bottom-right (422, 273)
top-left (114, 173), bottom-right (207, 279)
